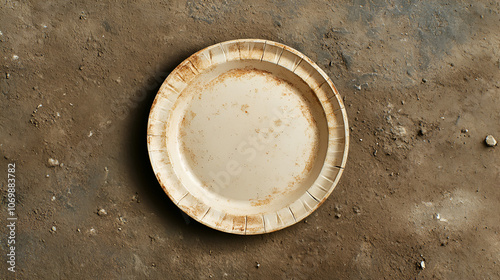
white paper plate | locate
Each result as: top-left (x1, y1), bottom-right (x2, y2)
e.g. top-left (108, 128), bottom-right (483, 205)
top-left (147, 39), bottom-right (349, 234)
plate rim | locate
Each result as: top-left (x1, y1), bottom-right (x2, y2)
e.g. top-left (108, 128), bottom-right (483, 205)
top-left (147, 39), bottom-right (349, 235)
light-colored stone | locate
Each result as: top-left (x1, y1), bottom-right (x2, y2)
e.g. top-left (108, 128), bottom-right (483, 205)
top-left (98, 209), bottom-right (108, 216)
top-left (419, 260), bottom-right (425, 269)
top-left (485, 135), bottom-right (497, 147)
top-left (48, 158), bottom-right (59, 167)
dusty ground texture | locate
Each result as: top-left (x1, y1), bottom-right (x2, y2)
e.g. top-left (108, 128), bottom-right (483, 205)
top-left (1, 0), bottom-right (499, 279)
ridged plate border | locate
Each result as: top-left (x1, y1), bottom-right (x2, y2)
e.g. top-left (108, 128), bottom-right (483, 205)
top-left (147, 39), bottom-right (349, 235)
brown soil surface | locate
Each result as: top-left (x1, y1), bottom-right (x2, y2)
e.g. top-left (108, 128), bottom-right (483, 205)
top-left (1, 1), bottom-right (499, 279)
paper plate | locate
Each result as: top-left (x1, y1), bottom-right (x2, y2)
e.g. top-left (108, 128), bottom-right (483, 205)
top-left (147, 39), bottom-right (349, 234)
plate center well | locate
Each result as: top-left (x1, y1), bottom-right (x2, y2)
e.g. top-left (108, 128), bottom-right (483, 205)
top-left (168, 61), bottom-right (328, 213)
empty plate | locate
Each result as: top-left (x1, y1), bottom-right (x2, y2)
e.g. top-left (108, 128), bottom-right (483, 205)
top-left (147, 39), bottom-right (348, 234)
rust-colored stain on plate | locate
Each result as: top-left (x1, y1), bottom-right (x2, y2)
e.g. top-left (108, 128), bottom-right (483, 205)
top-left (147, 39), bottom-right (349, 235)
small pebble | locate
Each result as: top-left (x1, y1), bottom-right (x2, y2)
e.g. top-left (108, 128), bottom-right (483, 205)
top-left (97, 209), bottom-right (108, 216)
top-left (256, 262), bottom-right (260, 268)
top-left (418, 128), bottom-right (427, 136)
top-left (485, 135), bottom-right (497, 147)
top-left (461, 128), bottom-right (468, 133)
top-left (6, 73), bottom-right (10, 79)
top-left (418, 260), bottom-right (426, 270)
top-left (335, 213), bottom-right (341, 219)
top-left (48, 158), bottom-right (59, 167)
top-left (51, 226), bottom-right (57, 232)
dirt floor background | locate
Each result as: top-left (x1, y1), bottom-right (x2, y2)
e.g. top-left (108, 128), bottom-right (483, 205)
top-left (1, 0), bottom-right (499, 279)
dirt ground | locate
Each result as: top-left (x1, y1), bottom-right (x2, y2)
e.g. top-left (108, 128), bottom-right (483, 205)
top-left (1, 0), bottom-right (499, 279)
